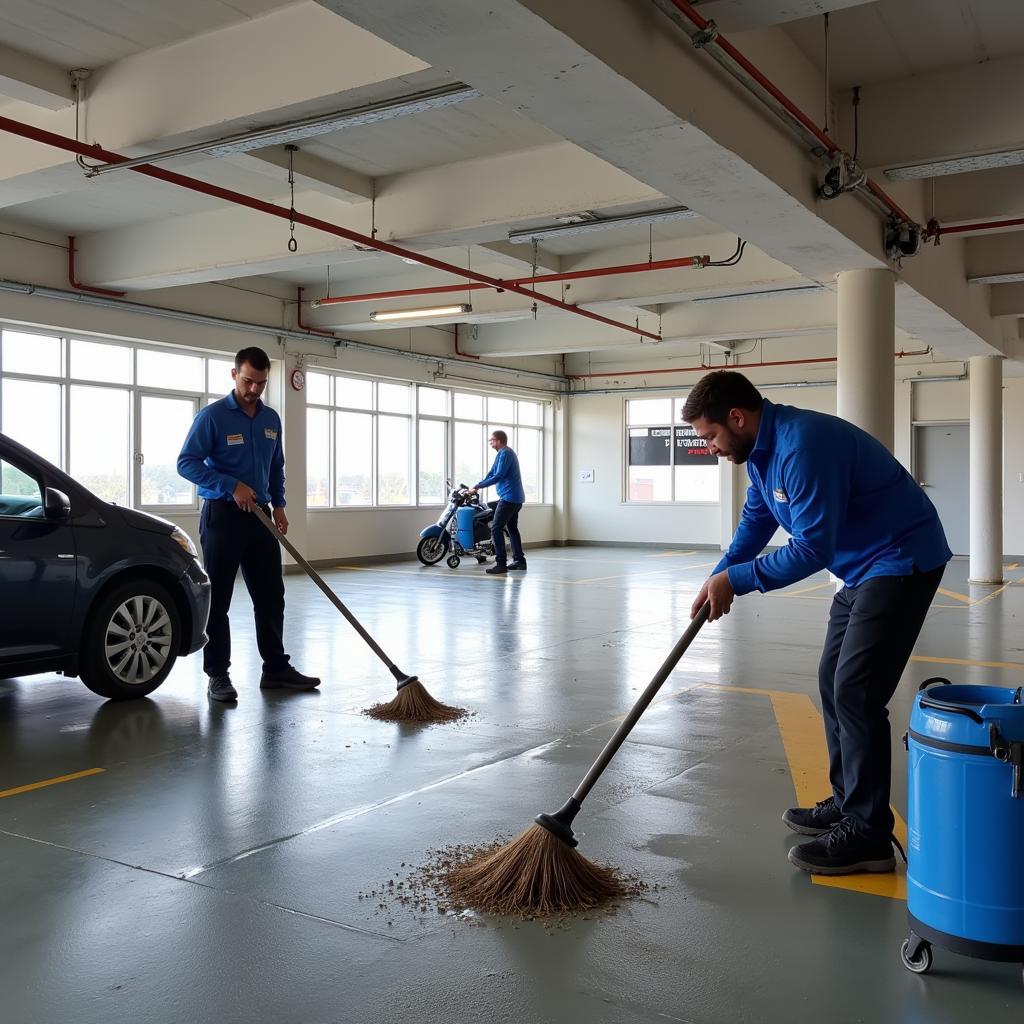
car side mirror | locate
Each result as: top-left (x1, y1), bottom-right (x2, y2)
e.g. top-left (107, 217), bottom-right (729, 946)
top-left (43, 487), bottom-right (71, 521)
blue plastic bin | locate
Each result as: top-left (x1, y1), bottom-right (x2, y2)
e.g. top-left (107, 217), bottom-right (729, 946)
top-left (455, 506), bottom-right (476, 552)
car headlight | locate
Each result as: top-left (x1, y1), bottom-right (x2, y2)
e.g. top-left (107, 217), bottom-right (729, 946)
top-left (171, 526), bottom-right (199, 559)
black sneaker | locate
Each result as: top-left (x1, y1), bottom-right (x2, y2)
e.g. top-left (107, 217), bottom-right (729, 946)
top-left (486, 564), bottom-right (507, 575)
top-left (507, 560), bottom-right (527, 571)
top-left (207, 674), bottom-right (238, 702)
top-left (782, 795), bottom-right (843, 836)
top-left (787, 818), bottom-right (896, 875)
top-left (259, 665), bottom-right (321, 690)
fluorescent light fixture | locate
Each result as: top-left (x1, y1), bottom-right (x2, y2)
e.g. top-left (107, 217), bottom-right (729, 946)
top-left (369, 303), bottom-right (471, 322)
top-left (967, 272), bottom-right (1024, 285)
top-left (884, 148), bottom-right (1024, 181)
top-left (507, 205), bottom-right (698, 244)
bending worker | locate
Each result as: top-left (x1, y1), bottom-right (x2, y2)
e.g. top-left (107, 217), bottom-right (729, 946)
top-left (468, 430), bottom-right (527, 575)
top-left (684, 370), bottom-right (950, 876)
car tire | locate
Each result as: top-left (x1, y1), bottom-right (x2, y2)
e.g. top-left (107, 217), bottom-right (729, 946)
top-left (80, 579), bottom-right (181, 700)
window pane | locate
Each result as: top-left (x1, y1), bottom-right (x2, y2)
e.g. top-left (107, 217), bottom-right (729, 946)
top-left (517, 401), bottom-right (541, 426)
top-left (337, 376), bottom-right (372, 409)
top-left (627, 398), bottom-right (672, 425)
top-left (629, 465), bottom-right (672, 501)
top-left (305, 371), bottom-right (331, 406)
top-left (1, 378), bottom-right (62, 464)
top-left (378, 382), bottom-right (410, 414)
top-left (518, 427), bottom-right (541, 503)
top-left (378, 415), bottom-right (410, 505)
top-left (140, 395), bottom-right (196, 505)
top-left (418, 386), bottom-right (448, 416)
top-left (488, 424), bottom-right (513, 453)
top-left (487, 396), bottom-right (514, 422)
top-left (336, 411), bottom-right (372, 505)
top-left (207, 358), bottom-right (235, 394)
top-left (453, 421), bottom-right (483, 489)
top-left (70, 386), bottom-right (129, 504)
top-left (674, 397), bottom-right (689, 423)
top-left (70, 339), bottom-right (132, 384)
top-left (0, 458), bottom-right (43, 513)
top-left (306, 408), bottom-right (331, 507)
top-left (137, 349), bottom-right (204, 392)
top-left (628, 426), bottom-right (672, 501)
top-left (418, 419), bottom-right (446, 504)
top-left (674, 464), bottom-right (720, 502)
top-left (2, 330), bottom-right (62, 376)
top-left (454, 392), bottom-right (483, 419)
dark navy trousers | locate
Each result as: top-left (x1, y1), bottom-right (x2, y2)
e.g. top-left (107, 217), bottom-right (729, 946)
top-left (818, 565), bottom-right (944, 841)
top-left (488, 500), bottom-right (524, 565)
top-left (199, 499), bottom-right (290, 677)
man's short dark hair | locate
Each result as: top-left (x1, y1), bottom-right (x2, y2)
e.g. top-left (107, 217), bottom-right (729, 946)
top-left (682, 370), bottom-right (763, 424)
top-left (491, 430), bottom-right (508, 444)
top-left (235, 346), bottom-right (271, 372)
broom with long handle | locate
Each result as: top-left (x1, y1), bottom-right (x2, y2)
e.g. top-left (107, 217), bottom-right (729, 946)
top-left (446, 602), bottom-right (711, 914)
top-left (253, 505), bottom-right (465, 723)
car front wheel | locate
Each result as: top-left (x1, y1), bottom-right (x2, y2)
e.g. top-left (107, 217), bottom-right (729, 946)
top-left (80, 580), bottom-right (181, 700)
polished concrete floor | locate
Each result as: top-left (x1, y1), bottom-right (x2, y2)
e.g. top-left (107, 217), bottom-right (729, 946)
top-left (2, 547), bottom-right (1023, 1023)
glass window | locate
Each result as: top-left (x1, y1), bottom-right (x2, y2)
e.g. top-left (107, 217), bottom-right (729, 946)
top-left (336, 411), bottom-right (372, 505)
top-left (418, 386), bottom-right (448, 416)
top-left (377, 415), bottom-right (410, 505)
top-left (518, 427), bottom-right (542, 503)
top-left (0, 458), bottom-right (44, 517)
top-left (305, 371), bottom-right (331, 406)
top-left (418, 419), bottom-right (446, 504)
top-left (337, 376), bottom-right (372, 410)
top-left (70, 385), bottom-right (130, 504)
top-left (70, 339), bottom-right (132, 384)
top-left (454, 392), bottom-right (483, 419)
top-left (140, 395), bottom-right (196, 505)
top-left (627, 398), bottom-right (673, 425)
top-left (306, 408), bottom-right (331, 507)
top-left (628, 426), bottom-right (672, 501)
top-left (378, 382), bottom-right (411, 414)
top-left (207, 358), bottom-right (235, 394)
top-left (673, 397), bottom-right (689, 423)
top-left (453, 421), bottom-right (483, 489)
top-left (137, 349), bottom-right (204, 392)
top-left (487, 396), bottom-right (514, 422)
top-left (1, 378), bottom-right (62, 465)
top-left (2, 330), bottom-right (62, 377)
top-left (517, 401), bottom-right (541, 426)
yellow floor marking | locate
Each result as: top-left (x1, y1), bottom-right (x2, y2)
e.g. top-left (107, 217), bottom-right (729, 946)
top-left (1006, 563), bottom-right (1019, 571)
top-left (912, 654), bottom-right (1024, 672)
top-left (649, 550), bottom-right (697, 559)
top-left (937, 587), bottom-right (974, 605)
top-left (0, 767), bottom-right (104, 799)
top-left (772, 581), bottom-right (835, 598)
top-left (703, 683), bottom-right (907, 900)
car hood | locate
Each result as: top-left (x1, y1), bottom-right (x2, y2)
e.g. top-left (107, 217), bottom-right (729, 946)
top-left (114, 505), bottom-right (177, 536)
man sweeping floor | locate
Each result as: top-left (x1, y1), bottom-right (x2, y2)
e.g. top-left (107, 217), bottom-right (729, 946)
top-left (684, 371), bottom-right (951, 876)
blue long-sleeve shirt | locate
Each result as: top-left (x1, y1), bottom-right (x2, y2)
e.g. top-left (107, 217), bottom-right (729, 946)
top-left (716, 400), bottom-right (950, 595)
top-left (177, 392), bottom-right (286, 507)
top-left (476, 446), bottom-right (525, 503)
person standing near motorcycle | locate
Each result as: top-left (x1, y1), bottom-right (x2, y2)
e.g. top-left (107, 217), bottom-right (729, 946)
top-left (468, 430), bottom-right (526, 575)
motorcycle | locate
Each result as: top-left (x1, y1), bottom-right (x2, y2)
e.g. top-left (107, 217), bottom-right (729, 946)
top-left (416, 482), bottom-right (509, 568)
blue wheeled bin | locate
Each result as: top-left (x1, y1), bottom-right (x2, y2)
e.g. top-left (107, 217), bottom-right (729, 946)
top-left (455, 506), bottom-right (477, 553)
top-left (903, 679), bottom-right (1024, 982)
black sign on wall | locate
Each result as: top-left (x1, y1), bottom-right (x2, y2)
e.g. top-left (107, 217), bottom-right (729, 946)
top-left (628, 428), bottom-right (672, 466)
top-left (674, 424), bottom-right (716, 466)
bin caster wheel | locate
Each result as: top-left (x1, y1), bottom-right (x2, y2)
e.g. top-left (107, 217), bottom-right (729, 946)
top-left (900, 938), bottom-right (932, 975)
top-left (475, 556), bottom-right (487, 564)
top-left (446, 555), bottom-right (461, 569)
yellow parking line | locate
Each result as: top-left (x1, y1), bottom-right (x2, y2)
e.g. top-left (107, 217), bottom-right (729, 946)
top-left (0, 767), bottom-right (104, 800)
top-left (772, 581), bottom-right (835, 598)
top-left (912, 654), bottom-right (1024, 672)
top-left (649, 550), bottom-right (697, 559)
top-left (937, 587), bottom-right (973, 605)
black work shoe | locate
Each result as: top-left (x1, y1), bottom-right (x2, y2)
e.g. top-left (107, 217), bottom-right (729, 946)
top-left (787, 818), bottom-right (896, 875)
top-left (259, 665), bottom-right (321, 690)
top-left (782, 795), bottom-right (843, 836)
top-left (486, 564), bottom-right (507, 575)
top-left (207, 674), bottom-right (238, 702)
top-left (507, 560), bottom-right (528, 571)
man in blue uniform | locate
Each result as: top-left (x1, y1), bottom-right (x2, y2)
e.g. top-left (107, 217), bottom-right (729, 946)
top-left (177, 347), bottom-right (319, 702)
top-left (468, 430), bottom-right (527, 576)
top-left (684, 371), bottom-right (950, 875)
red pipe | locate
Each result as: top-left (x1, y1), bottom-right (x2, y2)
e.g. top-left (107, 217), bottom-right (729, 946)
top-left (928, 216), bottom-right (1024, 239)
top-left (313, 255), bottom-right (704, 307)
top-left (0, 115), bottom-right (659, 344)
top-left (666, 1), bottom-right (916, 228)
top-left (67, 235), bottom-right (125, 297)
top-left (295, 287), bottom-right (337, 338)
top-left (453, 322), bottom-right (479, 360)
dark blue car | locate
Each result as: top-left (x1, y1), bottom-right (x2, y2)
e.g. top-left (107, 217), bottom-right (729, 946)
top-left (0, 431), bottom-right (210, 700)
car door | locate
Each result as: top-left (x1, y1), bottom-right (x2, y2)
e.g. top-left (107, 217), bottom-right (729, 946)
top-left (0, 450), bottom-right (77, 662)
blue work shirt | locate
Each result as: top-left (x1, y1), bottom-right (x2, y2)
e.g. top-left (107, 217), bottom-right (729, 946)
top-left (716, 400), bottom-right (950, 595)
top-left (177, 391), bottom-right (286, 507)
top-left (476, 446), bottom-right (526, 503)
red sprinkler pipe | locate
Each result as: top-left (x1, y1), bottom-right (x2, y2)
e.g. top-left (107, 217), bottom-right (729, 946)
top-left (928, 216), bottom-right (1024, 239)
top-left (295, 287), bottom-right (337, 338)
top-left (0, 115), bottom-right (659, 344)
top-left (67, 235), bottom-right (125, 297)
top-left (312, 255), bottom-right (705, 307)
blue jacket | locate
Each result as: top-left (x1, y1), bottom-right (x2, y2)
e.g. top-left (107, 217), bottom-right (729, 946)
top-left (477, 446), bottom-right (525, 503)
top-left (177, 392), bottom-right (286, 507)
top-left (716, 401), bottom-right (950, 594)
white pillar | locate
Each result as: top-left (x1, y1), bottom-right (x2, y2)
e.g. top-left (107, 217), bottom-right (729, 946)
top-left (836, 268), bottom-right (895, 450)
top-left (969, 354), bottom-right (1003, 584)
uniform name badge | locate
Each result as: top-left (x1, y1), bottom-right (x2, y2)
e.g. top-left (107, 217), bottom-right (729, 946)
top-left (227, 433), bottom-right (244, 446)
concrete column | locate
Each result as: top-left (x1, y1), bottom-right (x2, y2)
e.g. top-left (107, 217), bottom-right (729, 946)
top-left (554, 396), bottom-right (570, 545)
top-left (969, 355), bottom-right (1003, 584)
top-left (836, 268), bottom-right (895, 450)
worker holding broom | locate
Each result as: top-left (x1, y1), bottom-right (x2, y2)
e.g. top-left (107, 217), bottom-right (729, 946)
top-left (684, 371), bottom-right (950, 876)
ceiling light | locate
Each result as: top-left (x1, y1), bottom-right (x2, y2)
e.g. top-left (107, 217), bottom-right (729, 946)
top-left (884, 148), bottom-right (1024, 181)
top-left (369, 303), bottom-right (471, 322)
top-left (507, 205), bottom-right (698, 243)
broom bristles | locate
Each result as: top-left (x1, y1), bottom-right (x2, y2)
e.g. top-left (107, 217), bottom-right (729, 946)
top-left (365, 679), bottom-right (468, 724)
top-left (443, 824), bottom-right (627, 916)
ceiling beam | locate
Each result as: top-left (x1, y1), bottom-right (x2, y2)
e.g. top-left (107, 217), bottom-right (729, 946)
top-left (664, 0), bottom-right (875, 32)
top-left (223, 147), bottom-right (374, 203)
top-left (0, 43), bottom-right (74, 111)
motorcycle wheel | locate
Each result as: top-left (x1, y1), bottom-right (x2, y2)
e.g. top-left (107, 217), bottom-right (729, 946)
top-left (416, 534), bottom-right (449, 565)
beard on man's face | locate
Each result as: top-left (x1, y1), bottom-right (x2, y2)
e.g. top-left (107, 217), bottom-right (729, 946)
top-left (717, 424), bottom-right (754, 464)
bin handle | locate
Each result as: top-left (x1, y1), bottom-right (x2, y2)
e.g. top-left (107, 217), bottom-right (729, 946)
top-left (1014, 686), bottom-right (1023, 705)
top-left (918, 697), bottom-right (984, 724)
top-left (918, 676), bottom-right (951, 692)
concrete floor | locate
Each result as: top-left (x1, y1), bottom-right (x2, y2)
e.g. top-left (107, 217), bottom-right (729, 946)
top-left (2, 546), bottom-right (1023, 1023)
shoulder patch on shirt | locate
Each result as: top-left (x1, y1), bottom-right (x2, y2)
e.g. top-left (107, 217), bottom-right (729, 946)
top-left (264, 427), bottom-right (278, 440)
top-left (773, 487), bottom-right (789, 503)
top-left (226, 433), bottom-right (244, 446)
